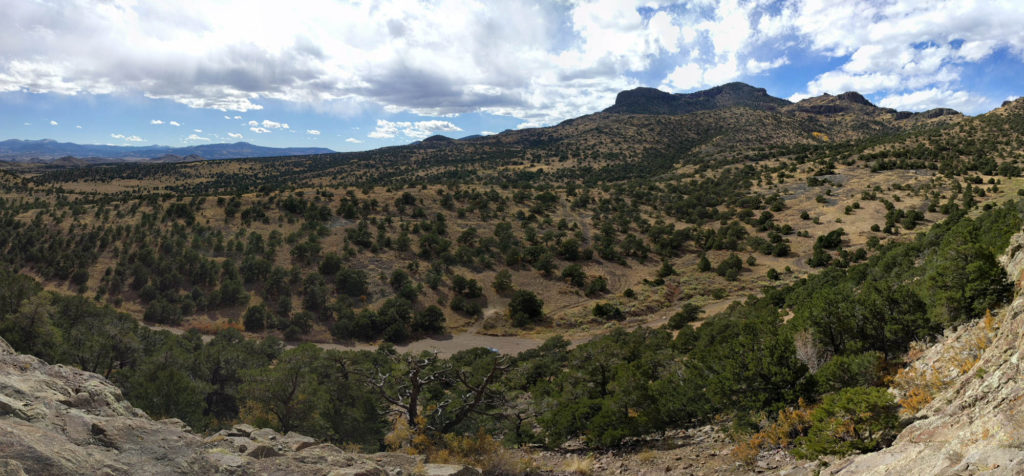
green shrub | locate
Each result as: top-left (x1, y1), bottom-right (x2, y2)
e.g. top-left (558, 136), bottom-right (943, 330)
top-left (509, 290), bottom-right (544, 327)
top-left (592, 303), bottom-right (624, 321)
top-left (793, 386), bottom-right (900, 459)
top-left (815, 352), bottom-right (885, 394)
top-left (668, 303), bottom-right (703, 329)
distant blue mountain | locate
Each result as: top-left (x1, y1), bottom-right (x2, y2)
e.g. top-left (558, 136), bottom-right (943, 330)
top-left (0, 139), bottom-right (335, 161)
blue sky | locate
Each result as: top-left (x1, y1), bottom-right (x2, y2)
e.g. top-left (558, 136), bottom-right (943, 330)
top-left (2, 0), bottom-right (1023, 152)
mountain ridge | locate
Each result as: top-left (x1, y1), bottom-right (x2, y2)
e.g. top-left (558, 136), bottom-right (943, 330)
top-left (0, 139), bottom-right (334, 162)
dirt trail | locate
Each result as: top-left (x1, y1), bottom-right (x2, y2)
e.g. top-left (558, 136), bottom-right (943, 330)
top-left (149, 296), bottom-right (746, 358)
top-left (318, 332), bottom-right (544, 357)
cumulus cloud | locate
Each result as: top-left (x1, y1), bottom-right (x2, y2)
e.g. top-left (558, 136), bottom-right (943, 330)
top-left (368, 119), bottom-right (461, 139)
top-left (480, 130), bottom-right (497, 136)
top-left (249, 119), bottom-right (288, 130)
top-left (193, 129), bottom-right (202, 133)
top-left (262, 120), bottom-right (288, 129)
top-left (0, 0), bottom-right (702, 125)
top-left (75, 125), bottom-right (82, 128)
top-left (878, 88), bottom-right (989, 112)
top-left (49, 120), bottom-right (58, 126)
top-left (110, 133), bottom-right (144, 142)
top-left (306, 129), bottom-right (320, 135)
top-left (169, 121), bottom-right (180, 126)
top-left (151, 119), bottom-right (164, 125)
top-left (227, 132), bottom-right (243, 139)
top-left (249, 127), bottom-right (271, 134)
top-left (345, 137), bottom-right (362, 143)
top-left (1, 1), bottom-right (1021, 121)
top-left (777, 0), bottom-right (1024, 113)
top-left (185, 134), bottom-right (210, 141)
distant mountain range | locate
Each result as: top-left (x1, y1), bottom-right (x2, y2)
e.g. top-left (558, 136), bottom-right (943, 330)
top-left (0, 139), bottom-right (335, 163)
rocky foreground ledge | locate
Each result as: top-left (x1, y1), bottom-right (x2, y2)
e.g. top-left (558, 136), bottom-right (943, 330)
top-left (816, 231), bottom-right (1024, 476)
top-left (0, 336), bottom-right (478, 476)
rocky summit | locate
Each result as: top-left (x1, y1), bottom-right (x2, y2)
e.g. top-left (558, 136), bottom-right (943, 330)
top-left (0, 336), bottom-right (478, 476)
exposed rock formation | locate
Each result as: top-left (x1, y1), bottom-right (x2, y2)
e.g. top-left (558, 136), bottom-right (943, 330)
top-left (0, 337), bottom-right (478, 475)
top-left (820, 231), bottom-right (1024, 475)
top-left (604, 82), bottom-right (789, 115)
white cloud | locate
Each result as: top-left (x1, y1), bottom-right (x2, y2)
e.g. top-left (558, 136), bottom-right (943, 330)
top-left (1, 1), bottom-right (1021, 122)
top-left (369, 119), bottom-right (461, 139)
top-left (23, 122), bottom-right (30, 126)
top-left (75, 125), bottom-right (81, 128)
top-left (249, 127), bottom-right (271, 134)
top-left (746, 57), bottom-right (788, 75)
top-left (193, 129), bottom-right (202, 133)
top-left (662, 63), bottom-right (704, 91)
top-left (250, 119), bottom-right (288, 130)
top-left (778, 0), bottom-right (1024, 114)
top-left (345, 137), bottom-right (362, 143)
top-left (227, 132), bottom-right (243, 139)
top-left (185, 134), bottom-right (210, 141)
top-left (223, 115), bottom-right (231, 119)
top-left (306, 129), bottom-right (320, 135)
top-left (261, 119), bottom-right (288, 129)
top-left (480, 130), bottom-right (497, 136)
top-left (110, 133), bottom-right (144, 142)
top-left (169, 121), bottom-right (180, 126)
top-left (150, 119), bottom-right (164, 125)
top-left (878, 88), bottom-right (988, 112)
top-left (49, 120), bottom-right (58, 126)
top-left (0, 0), bottom-right (705, 125)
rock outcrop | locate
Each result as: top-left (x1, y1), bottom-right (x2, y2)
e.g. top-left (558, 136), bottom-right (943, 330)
top-left (821, 231), bottom-right (1024, 475)
top-left (0, 337), bottom-right (479, 475)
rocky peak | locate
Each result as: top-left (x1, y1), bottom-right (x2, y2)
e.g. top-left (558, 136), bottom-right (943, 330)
top-left (917, 107), bottom-right (962, 119)
top-left (790, 91), bottom-right (882, 115)
top-left (604, 82), bottom-right (790, 115)
top-left (0, 336), bottom-right (480, 475)
top-left (835, 91), bottom-right (874, 106)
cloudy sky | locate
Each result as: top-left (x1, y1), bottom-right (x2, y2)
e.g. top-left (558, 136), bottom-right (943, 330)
top-left (2, 0), bottom-right (1023, 151)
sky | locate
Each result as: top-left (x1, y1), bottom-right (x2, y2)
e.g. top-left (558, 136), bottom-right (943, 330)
top-left (2, 0), bottom-right (1024, 152)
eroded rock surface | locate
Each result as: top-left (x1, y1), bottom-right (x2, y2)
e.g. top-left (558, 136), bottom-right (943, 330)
top-left (0, 337), bottom-right (478, 475)
top-left (820, 231), bottom-right (1024, 475)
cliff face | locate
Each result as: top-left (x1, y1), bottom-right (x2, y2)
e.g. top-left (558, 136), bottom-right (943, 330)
top-left (823, 231), bottom-right (1024, 475)
top-left (0, 337), bottom-right (478, 476)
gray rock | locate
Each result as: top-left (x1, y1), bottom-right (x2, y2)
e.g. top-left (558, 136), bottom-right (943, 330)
top-left (0, 335), bottom-right (483, 476)
top-left (826, 232), bottom-right (1024, 475)
top-left (0, 459), bottom-right (27, 476)
top-left (281, 432), bottom-right (318, 452)
top-left (246, 444), bottom-right (283, 459)
top-left (420, 464), bottom-right (481, 476)
top-left (227, 423), bottom-right (256, 437)
top-left (249, 428), bottom-right (279, 442)
top-left (326, 463), bottom-right (387, 476)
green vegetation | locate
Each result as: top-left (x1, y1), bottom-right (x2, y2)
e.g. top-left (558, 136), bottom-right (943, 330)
top-left (3, 91), bottom-right (1024, 463)
top-left (1, 200), bottom-right (1017, 455)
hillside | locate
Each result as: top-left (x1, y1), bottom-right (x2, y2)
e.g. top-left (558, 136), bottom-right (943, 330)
top-left (1, 82), bottom-right (1024, 474)
top-left (2, 83), bottom-right (1020, 351)
top-left (810, 228), bottom-right (1024, 475)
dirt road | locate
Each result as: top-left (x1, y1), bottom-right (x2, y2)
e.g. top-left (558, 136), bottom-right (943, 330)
top-left (318, 332), bottom-right (544, 357)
